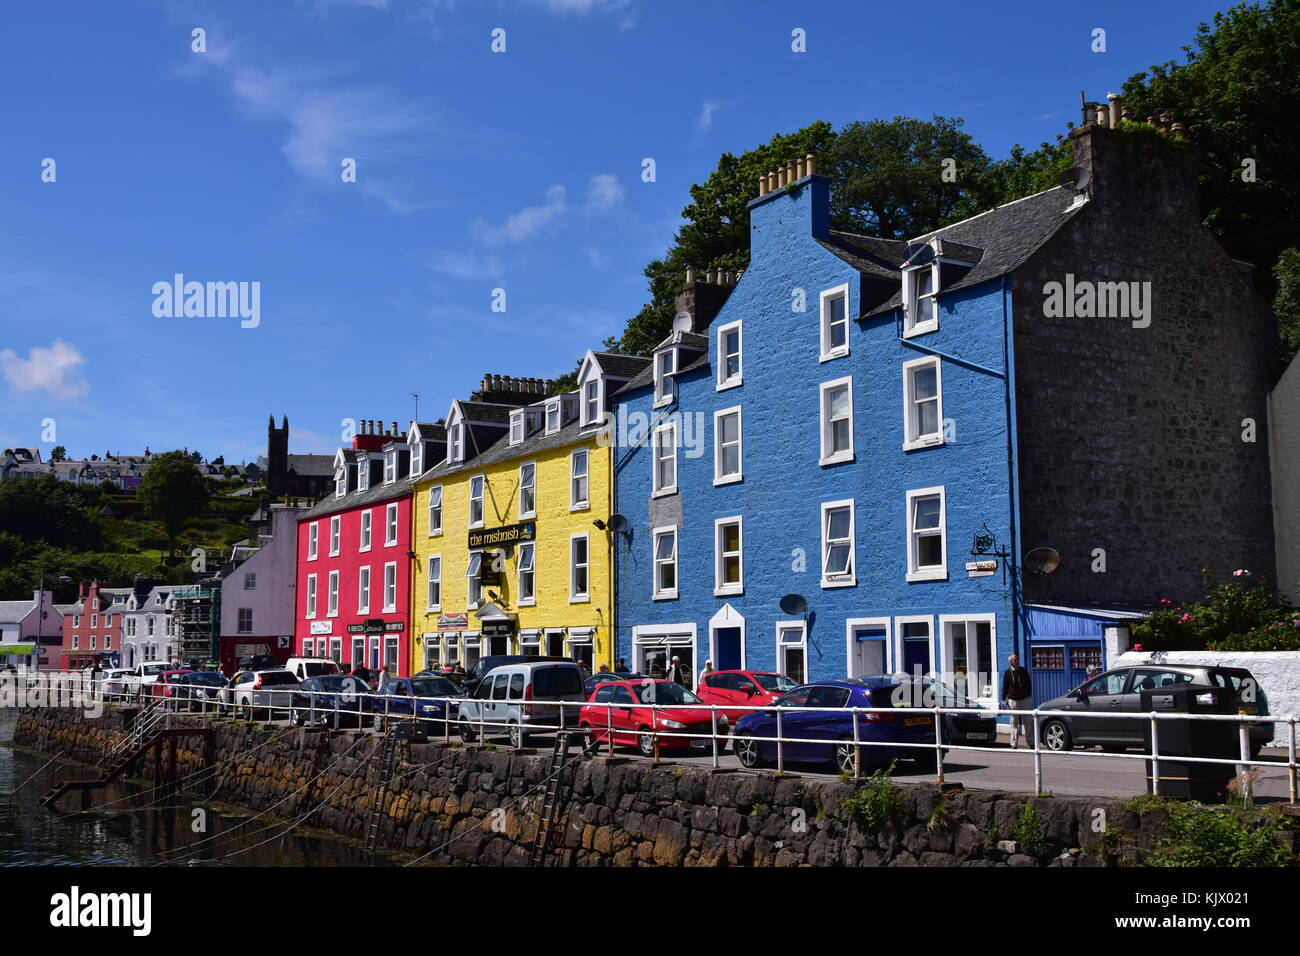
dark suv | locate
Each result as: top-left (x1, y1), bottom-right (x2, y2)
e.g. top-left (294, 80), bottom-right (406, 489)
top-left (1038, 663), bottom-right (1272, 756)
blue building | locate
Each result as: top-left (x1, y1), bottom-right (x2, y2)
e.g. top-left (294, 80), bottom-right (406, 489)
top-left (612, 103), bottom-right (1279, 709)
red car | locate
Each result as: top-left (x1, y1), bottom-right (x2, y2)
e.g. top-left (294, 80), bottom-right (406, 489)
top-left (694, 670), bottom-right (799, 722)
top-left (151, 669), bottom-right (195, 699)
top-left (578, 679), bottom-right (729, 757)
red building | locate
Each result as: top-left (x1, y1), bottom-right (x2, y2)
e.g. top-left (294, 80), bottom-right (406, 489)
top-left (58, 581), bottom-right (130, 670)
top-left (294, 421), bottom-right (424, 676)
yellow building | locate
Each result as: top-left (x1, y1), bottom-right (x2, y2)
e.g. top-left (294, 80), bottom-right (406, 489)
top-left (410, 355), bottom-right (649, 674)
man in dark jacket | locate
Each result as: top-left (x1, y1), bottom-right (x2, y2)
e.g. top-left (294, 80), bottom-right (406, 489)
top-left (1001, 654), bottom-right (1033, 748)
top-left (352, 662), bottom-right (371, 684)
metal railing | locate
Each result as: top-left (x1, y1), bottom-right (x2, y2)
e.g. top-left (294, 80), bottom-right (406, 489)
top-left (8, 671), bottom-right (1297, 805)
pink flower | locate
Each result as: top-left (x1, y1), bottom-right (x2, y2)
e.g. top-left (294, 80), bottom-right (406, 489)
top-left (1179, 613), bottom-right (1195, 624)
top-left (1233, 569), bottom-right (1252, 577)
top-left (1160, 598), bottom-right (1172, 605)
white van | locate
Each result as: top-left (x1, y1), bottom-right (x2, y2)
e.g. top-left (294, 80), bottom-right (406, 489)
top-left (285, 657), bottom-right (341, 682)
top-left (457, 661), bottom-right (586, 748)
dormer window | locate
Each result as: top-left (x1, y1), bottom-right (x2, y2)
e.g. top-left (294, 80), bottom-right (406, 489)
top-left (545, 401), bottom-right (561, 435)
top-left (654, 350), bottom-right (675, 407)
top-left (384, 451), bottom-right (396, 484)
top-left (358, 460), bottom-right (370, 492)
top-left (334, 468), bottom-right (345, 497)
top-left (582, 379), bottom-right (601, 427)
top-left (903, 261), bottom-right (939, 336)
top-left (820, 284), bottom-right (850, 361)
top-left (449, 423), bottom-right (463, 462)
top-left (509, 411), bottom-right (524, 445)
top-left (411, 443), bottom-right (424, 477)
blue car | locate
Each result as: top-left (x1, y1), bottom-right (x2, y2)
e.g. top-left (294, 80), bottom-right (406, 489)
top-left (366, 676), bottom-right (462, 733)
top-left (732, 678), bottom-right (939, 774)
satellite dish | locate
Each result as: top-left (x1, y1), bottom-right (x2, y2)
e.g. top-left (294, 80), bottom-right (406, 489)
top-left (903, 241), bottom-right (936, 268)
top-left (1024, 547), bottom-right (1061, 574)
top-left (779, 593), bottom-right (807, 615)
top-left (607, 514), bottom-right (628, 534)
top-left (671, 311), bottom-right (693, 333)
top-left (1057, 166), bottom-right (1091, 193)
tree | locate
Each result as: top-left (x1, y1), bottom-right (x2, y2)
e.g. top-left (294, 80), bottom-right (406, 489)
top-left (0, 474), bottom-right (103, 549)
top-left (1275, 248), bottom-right (1300, 363)
top-left (50, 445), bottom-right (67, 462)
top-left (137, 450), bottom-right (209, 556)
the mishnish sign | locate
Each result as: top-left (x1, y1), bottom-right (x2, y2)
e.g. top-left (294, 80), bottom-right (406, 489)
top-left (467, 522), bottom-right (535, 550)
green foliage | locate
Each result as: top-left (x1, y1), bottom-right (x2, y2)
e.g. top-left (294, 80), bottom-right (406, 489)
top-left (0, 475), bottom-right (104, 550)
top-left (1119, 0), bottom-right (1300, 313)
top-left (1131, 569), bottom-right (1291, 651)
top-left (1148, 802), bottom-right (1288, 867)
top-left (926, 796), bottom-right (953, 835)
top-left (1274, 247), bottom-right (1300, 363)
top-left (1012, 802), bottom-right (1045, 852)
top-left (49, 445), bottom-right (67, 462)
top-left (841, 760), bottom-right (903, 829)
top-left (137, 451), bottom-right (210, 555)
top-left (1210, 612), bottom-right (1300, 651)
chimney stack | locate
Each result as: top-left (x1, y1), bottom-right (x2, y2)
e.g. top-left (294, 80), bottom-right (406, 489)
top-left (756, 153), bottom-right (819, 197)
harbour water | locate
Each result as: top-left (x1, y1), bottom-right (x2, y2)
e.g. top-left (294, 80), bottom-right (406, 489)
top-left (0, 711), bottom-right (385, 867)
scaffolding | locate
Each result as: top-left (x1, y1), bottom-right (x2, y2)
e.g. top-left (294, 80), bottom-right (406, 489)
top-left (171, 584), bottom-right (219, 664)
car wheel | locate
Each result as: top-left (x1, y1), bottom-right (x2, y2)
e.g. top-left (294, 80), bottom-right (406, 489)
top-left (459, 719), bottom-right (478, 743)
top-left (1041, 719), bottom-right (1072, 752)
top-left (735, 733), bottom-right (764, 769)
top-left (834, 738), bottom-right (859, 775)
top-left (637, 728), bottom-right (656, 757)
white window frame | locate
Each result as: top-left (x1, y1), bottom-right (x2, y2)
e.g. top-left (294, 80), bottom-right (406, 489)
top-left (426, 555), bottom-right (442, 611)
top-left (845, 617), bottom-right (894, 678)
top-left (517, 541), bottom-right (536, 606)
top-left (468, 475), bottom-right (485, 529)
top-left (714, 516), bottom-right (744, 596)
top-left (428, 485), bottom-right (443, 536)
top-left (631, 623), bottom-right (697, 676)
top-left (306, 574), bottom-right (317, 618)
top-left (329, 515), bottom-right (340, 557)
top-left (509, 411), bottom-right (524, 445)
top-left (569, 533), bottom-right (590, 603)
top-left (411, 442), bottom-right (424, 478)
top-left (545, 401), bottom-right (561, 435)
top-left (902, 355), bottom-right (945, 450)
top-left (466, 549), bottom-right (484, 608)
top-left (327, 570), bottom-right (339, 618)
top-left (776, 621), bottom-right (809, 684)
top-left (820, 499), bottom-right (857, 588)
top-left (652, 525), bottom-right (679, 600)
top-left (519, 462), bottom-right (537, 518)
top-left (357, 566), bottom-right (371, 614)
top-left (894, 614), bottom-right (937, 676)
top-left (357, 458), bottom-right (371, 492)
top-left (383, 561), bottom-right (397, 613)
top-left (819, 283), bottom-right (851, 361)
top-left (903, 261), bottom-right (939, 337)
top-left (449, 422), bottom-right (464, 463)
top-left (653, 349), bottom-right (675, 407)
top-left (334, 468), bottom-right (345, 497)
top-left (652, 422), bottom-right (678, 496)
top-left (569, 449), bottom-right (589, 510)
top-left (384, 451), bottom-right (396, 484)
top-left (385, 502), bottom-right (399, 546)
top-left (819, 376), bottom-right (855, 466)
top-left (582, 377), bottom-right (602, 428)
top-left (359, 510), bottom-right (372, 552)
top-left (906, 486), bottom-right (948, 582)
top-left (713, 406), bottom-right (743, 485)
top-left (716, 320), bottom-right (743, 389)
top-left (307, 523), bottom-right (319, 561)
top-left (938, 613), bottom-right (998, 705)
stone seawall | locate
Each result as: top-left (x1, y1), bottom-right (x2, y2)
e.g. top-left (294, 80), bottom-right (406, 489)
top-left (13, 708), bottom-right (1295, 866)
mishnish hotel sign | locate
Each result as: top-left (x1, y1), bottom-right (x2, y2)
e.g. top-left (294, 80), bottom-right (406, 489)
top-left (468, 521), bottom-right (536, 550)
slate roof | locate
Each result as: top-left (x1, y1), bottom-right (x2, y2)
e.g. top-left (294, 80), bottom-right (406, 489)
top-left (0, 600), bottom-right (36, 624)
top-left (815, 231), bottom-right (909, 280)
top-left (300, 477), bottom-right (413, 521)
top-left (285, 454), bottom-right (335, 476)
top-left (415, 413), bottom-right (594, 487)
top-left (591, 352), bottom-right (652, 380)
top-left (863, 186), bottom-right (1085, 317)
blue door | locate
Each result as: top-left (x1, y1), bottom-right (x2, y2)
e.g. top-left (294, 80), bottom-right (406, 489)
top-left (1029, 642), bottom-right (1100, 707)
top-left (902, 639), bottom-right (929, 678)
top-left (715, 628), bottom-right (742, 671)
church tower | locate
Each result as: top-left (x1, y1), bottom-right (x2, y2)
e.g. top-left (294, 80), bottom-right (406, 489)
top-left (267, 415), bottom-right (289, 494)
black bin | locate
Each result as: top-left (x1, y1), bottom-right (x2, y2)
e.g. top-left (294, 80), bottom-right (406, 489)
top-left (1141, 683), bottom-right (1238, 802)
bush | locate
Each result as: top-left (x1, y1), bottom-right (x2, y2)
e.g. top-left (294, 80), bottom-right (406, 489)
top-left (1148, 803), bottom-right (1288, 868)
top-left (1012, 802), bottom-right (1045, 852)
top-left (1210, 613), bottom-right (1300, 651)
top-left (1131, 570), bottom-right (1292, 651)
top-left (842, 761), bottom-right (903, 829)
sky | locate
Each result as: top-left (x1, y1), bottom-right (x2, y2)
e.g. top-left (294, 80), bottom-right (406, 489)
top-left (0, 0), bottom-right (1231, 465)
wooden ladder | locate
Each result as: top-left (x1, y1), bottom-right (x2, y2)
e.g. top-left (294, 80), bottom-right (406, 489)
top-left (528, 731), bottom-right (574, 867)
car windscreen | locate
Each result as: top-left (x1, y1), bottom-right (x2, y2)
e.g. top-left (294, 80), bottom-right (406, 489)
top-left (532, 667), bottom-right (584, 697)
top-left (303, 662), bottom-right (339, 677)
top-left (142, 664), bottom-right (168, 675)
top-left (256, 672), bottom-right (298, 686)
top-left (410, 678), bottom-right (457, 698)
top-left (635, 683), bottom-right (701, 705)
top-left (752, 674), bottom-right (797, 693)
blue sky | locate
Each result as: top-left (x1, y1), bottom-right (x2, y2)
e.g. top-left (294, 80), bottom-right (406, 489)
top-left (0, 0), bottom-right (1229, 465)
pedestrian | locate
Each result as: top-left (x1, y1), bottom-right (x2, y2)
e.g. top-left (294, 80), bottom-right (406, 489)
top-left (1001, 654), bottom-right (1033, 748)
top-left (615, 657), bottom-right (630, 674)
top-left (698, 659), bottom-right (714, 685)
top-left (666, 655), bottom-right (688, 686)
top-left (597, 663), bottom-right (610, 673)
top-left (352, 661), bottom-right (371, 684)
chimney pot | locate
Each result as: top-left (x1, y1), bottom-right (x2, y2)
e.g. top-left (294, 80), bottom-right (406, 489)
top-left (686, 265), bottom-right (696, 283)
top-left (795, 157), bottom-right (806, 179)
top-left (1171, 122), bottom-right (1186, 137)
top-left (1160, 113), bottom-right (1173, 130)
top-left (1095, 105), bottom-right (1108, 126)
top-left (806, 153), bottom-right (816, 176)
top-left (1121, 105), bottom-right (1133, 122)
top-left (1107, 92), bottom-right (1120, 129)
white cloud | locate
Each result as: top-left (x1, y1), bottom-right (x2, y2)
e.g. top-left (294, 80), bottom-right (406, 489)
top-left (427, 249), bottom-right (505, 280)
top-left (696, 98), bottom-right (723, 132)
top-left (521, 0), bottom-right (631, 14)
top-left (473, 174), bottom-right (622, 245)
top-left (0, 340), bottom-right (89, 400)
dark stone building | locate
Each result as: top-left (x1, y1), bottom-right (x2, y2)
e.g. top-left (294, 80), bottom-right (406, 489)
top-left (264, 415), bottom-right (334, 499)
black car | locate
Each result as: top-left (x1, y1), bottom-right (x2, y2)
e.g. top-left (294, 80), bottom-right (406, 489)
top-left (290, 675), bottom-right (373, 728)
top-left (175, 671), bottom-right (232, 713)
top-left (902, 676), bottom-right (999, 748)
top-left (366, 676), bottom-right (462, 733)
top-left (238, 654), bottom-right (281, 672)
top-left (584, 671), bottom-right (647, 697)
top-left (460, 655), bottom-right (571, 697)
